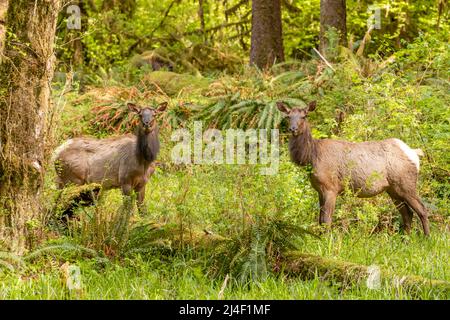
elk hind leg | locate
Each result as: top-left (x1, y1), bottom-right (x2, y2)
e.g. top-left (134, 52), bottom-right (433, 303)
top-left (404, 195), bottom-right (430, 236)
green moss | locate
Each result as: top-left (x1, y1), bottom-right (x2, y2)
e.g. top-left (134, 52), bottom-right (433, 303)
top-left (284, 251), bottom-right (450, 297)
top-left (53, 183), bottom-right (102, 217)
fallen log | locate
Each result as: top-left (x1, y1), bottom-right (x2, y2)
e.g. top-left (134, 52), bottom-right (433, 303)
top-left (135, 222), bottom-right (230, 249)
top-left (282, 251), bottom-right (450, 296)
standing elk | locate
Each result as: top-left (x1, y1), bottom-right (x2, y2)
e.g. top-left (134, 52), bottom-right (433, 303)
top-left (53, 102), bottom-right (168, 213)
top-left (277, 101), bottom-right (430, 235)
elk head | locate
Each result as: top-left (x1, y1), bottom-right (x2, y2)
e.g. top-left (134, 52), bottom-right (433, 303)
top-left (277, 101), bottom-right (317, 136)
top-left (127, 102), bottom-right (168, 134)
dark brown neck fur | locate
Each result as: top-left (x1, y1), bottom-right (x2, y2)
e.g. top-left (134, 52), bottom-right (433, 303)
top-left (288, 123), bottom-right (317, 166)
top-left (136, 125), bottom-right (160, 165)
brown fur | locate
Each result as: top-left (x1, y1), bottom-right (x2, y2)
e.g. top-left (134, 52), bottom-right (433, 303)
top-left (54, 102), bottom-right (167, 212)
top-left (278, 101), bottom-right (430, 235)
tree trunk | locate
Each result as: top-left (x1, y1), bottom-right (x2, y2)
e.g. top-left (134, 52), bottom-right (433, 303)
top-left (73, 0), bottom-right (89, 67)
top-left (250, 0), bottom-right (284, 69)
top-left (319, 0), bottom-right (347, 59)
top-left (198, 0), bottom-right (206, 43)
top-left (0, 0), bottom-right (7, 59)
top-left (0, 0), bottom-right (61, 253)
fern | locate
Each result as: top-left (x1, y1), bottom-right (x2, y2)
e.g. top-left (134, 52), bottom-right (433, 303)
top-left (270, 70), bottom-right (306, 85)
top-left (0, 259), bottom-right (15, 272)
top-left (238, 229), bottom-right (268, 284)
top-left (208, 215), bottom-right (316, 284)
top-left (0, 251), bottom-right (25, 272)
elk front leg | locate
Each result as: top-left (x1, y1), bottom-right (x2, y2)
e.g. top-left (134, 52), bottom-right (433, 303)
top-left (136, 184), bottom-right (147, 215)
top-left (121, 184), bottom-right (132, 196)
top-left (318, 192), bottom-right (324, 224)
top-left (120, 183), bottom-right (135, 211)
top-left (319, 190), bottom-right (337, 226)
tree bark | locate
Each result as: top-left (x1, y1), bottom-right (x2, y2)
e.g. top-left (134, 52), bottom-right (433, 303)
top-left (250, 0), bottom-right (284, 69)
top-left (74, 1), bottom-right (89, 66)
top-left (74, 1), bottom-right (87, 66)
top-left (0, 0), bottom-right (61, 253)
top-left (319, 0), bottom-right (347, 59)
top-left (198, 0), bottom-right (206, 43)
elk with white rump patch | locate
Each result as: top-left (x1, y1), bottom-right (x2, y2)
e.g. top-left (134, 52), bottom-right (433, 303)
top-left (277, 101), bottom-right (430, 235)
top-left (53, 102), bottom-right (168, 213)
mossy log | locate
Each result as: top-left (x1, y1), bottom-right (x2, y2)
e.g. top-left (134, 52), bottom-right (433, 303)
top-left (142, 222), bottom-right (230, 249)
top-left (282, 251), bottom-right (450, 296)
top-left (173, 228), bottom-right (230, 248)
top-left (53, 183), bottom-right (102, 217)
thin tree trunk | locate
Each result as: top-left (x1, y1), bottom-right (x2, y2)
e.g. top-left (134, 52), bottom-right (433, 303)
top-left (250, 0), bottom-right (284, 69)
top-left (0, 0), bottom-right (61, 253)
top-left (75, 1), bottom-right (87, 66)
top-left (319, 0), bottom-right (347, 59)
top-left (437, 0), bottom-right (447, 30)
top-left (66, 0), bottom-right (87, 67)
top-left (198, 0), bottom-right (206, 43)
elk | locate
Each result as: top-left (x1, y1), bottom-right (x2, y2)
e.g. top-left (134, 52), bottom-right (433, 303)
top-left (277, 101), bottom-right (430, 235)
top-left (53, 102), bottom-right (168, 213)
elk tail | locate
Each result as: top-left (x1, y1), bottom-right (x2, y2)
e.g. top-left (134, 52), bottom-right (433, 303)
top-left (413, 148), bottom-right (425, 157)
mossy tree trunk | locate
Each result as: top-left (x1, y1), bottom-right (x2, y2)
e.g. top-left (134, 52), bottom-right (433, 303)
top-left (250, 0), bottom-right (284, 69)
top-left (319, 0), bottom-right (347, 60)
top-left (0, 0), bottom-right (61, 253)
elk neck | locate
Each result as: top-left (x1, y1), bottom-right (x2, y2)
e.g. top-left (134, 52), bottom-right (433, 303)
top-left (288, 122), bottom-right (317, 166)
top-left (136, 123), bottom-right (160, 165)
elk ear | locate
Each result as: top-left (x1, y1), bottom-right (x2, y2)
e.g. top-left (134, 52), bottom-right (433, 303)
top-left (127, 102), bottom-right (140, 114)
top-left (276, 101), bottom-right (290, 114)
top-left (307, 101), bottom-right (317, 112)
top-left (155, 102), bottom-right (168, 113)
